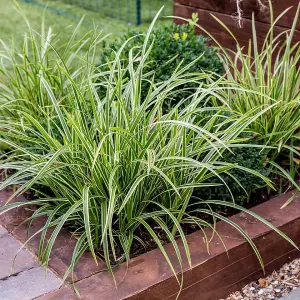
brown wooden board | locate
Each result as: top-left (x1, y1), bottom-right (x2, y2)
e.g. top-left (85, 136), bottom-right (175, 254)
top-left (1, 187), bottom-right (300, 300)
top-left (174, 4), bottom-right (300, 51)
top-left (5, 190), bottom-right (296, 300)
top-left (0, 188), bottom-right (105, 284)
top-left (174, 0), bottom-right (300, 30)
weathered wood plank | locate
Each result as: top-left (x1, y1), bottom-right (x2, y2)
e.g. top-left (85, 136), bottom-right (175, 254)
top-left (174, 3), bottom-right (300, 50)
top-left (174, 0), bottom-right (300, 30)
top-left (37, 191), bottom-right (300, 300)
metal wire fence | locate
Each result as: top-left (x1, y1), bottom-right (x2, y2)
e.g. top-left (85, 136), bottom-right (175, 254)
top-left (60, 0), bottom-right (173, 25)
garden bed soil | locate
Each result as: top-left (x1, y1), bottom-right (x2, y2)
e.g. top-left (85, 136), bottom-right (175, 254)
top-left (0, 187), bottom-right (300, 299)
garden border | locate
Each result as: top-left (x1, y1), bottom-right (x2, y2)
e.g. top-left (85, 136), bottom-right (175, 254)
top-left (0, 188), bottom-right (300, 300)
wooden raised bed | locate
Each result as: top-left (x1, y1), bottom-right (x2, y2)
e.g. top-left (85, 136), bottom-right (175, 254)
top-left (173, 0), bottom-right (300, 50)
top-left (1, 187), bottom-right (300, 300)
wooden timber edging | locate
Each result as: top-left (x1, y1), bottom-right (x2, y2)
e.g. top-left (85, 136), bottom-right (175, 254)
top-left (0, 187), bottom-right (300, 299)
top-left (173, 0), bottom-right (300, 50)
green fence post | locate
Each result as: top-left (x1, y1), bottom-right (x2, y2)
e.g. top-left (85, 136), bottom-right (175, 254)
top-left (136, 0), bottom-right (141, 25)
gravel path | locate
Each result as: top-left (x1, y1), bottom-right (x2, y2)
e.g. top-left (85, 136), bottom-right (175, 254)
top-left (224, 258), bottom-right (300, 300)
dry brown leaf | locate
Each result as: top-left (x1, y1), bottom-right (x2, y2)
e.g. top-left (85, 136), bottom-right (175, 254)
top-left (259, 278), bottom-right (267, 288)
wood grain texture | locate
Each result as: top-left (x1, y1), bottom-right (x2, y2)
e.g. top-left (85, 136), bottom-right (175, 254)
top-left (174, 0), bottom-right (300, 30)
top-left (174, 4), bottom-right (300, 50)
top-left (37, 191), bottom-right (300, 300)
top-left (0, 188), bottom-right (105, 284)
top-left (2, 187), bottom-right (300, 300)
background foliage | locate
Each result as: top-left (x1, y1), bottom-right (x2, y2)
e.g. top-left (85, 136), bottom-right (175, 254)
top-left (100, 20), bottom-right (223, 107)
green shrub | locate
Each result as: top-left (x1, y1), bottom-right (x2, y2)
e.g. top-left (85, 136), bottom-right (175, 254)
top-left (194, 110), bottom-right (268, 205)
top-left (194, 146), bottom-right (268, 205)
top-left (99, 15), bottom-right (223, 107)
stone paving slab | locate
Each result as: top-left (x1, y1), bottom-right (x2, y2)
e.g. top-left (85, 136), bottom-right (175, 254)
top-left (0, 225), bottom-right (62, 299)
top-left (0, 227), bottom-right (38, 279)
top-left (0, 266), bottom-right (62, 300)
top-left (0, 226), bottom-right (7, 237)
top-left (281, 288), bottom-right (300, 299)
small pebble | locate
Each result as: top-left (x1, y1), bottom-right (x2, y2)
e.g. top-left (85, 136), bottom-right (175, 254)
top-left (225, 258), bottom-right (300, 300)
top-left (258, 289), bottom-right (265, 295)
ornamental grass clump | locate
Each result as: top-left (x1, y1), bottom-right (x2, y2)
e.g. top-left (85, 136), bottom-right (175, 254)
top-left (182, 0), bottom-right (300, 189)
top-left (0, 16), bottom-right (106, 146)
top-left (0, 9), bottom-right (297, 293)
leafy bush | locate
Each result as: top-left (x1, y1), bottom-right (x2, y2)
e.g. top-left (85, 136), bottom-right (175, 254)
top-left (194, 146), bottom-right (268, 205)
top-left (194, 110), bottom-right (268, 204)
top-left (99, 14), bottom-right (223, 107)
